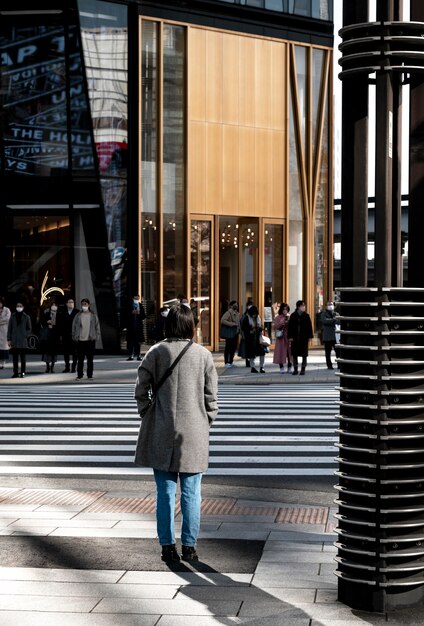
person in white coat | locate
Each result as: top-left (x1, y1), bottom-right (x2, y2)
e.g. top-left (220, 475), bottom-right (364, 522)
top-left (0, 300), bottom-right (11, 369)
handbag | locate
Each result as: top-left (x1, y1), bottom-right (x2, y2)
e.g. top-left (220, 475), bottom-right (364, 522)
top-left (134, 340), bottom-right (193, 466)
top-left (220, 324), bottom-right (238, 339)
top-left (260, 334), bottom-right (271, 346)
top-left (275, 329), bottom-right (283, 338)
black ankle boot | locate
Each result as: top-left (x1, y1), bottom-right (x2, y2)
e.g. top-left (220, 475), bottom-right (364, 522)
top-left (182, 545), bottom-right (199, 562)
top-left (161, 544), bottom-right (180, 562)
top-left (45, 364), bottom-right (50, 373)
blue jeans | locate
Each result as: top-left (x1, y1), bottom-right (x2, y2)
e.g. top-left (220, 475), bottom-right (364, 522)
top-left (153, 470), bottom-right (202, 547)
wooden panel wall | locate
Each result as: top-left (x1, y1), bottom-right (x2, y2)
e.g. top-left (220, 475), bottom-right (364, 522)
top-left (188, 27), bottom-right (287, 219)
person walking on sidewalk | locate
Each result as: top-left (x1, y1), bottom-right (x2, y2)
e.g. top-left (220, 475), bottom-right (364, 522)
top-left (288, 300), bottom-right (313, 375)
top-left (72, 298), bottom-right (100, 381)
top-left (241, 305), bottom-right (266, 373)
top-left (0, 299), bottom-right (11, 369)
top-left (321, 300), bottom-right (337, 369)
top-left (220, 300), bottom-right (240, 368)
top-left (134, 303), bottom-right (218, 563)
top-left (127, 294), bottom-right (146, 361)
top-left (273, 303), bottom-right (292, 373)
top-left (7, 303), bottom-right (32, 378)
top-left (59, 298), bottom-right (79, 372)
top-left (39, 304), bottom-right (60, 373)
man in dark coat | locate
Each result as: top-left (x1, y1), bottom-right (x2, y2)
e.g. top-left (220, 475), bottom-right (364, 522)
top-left (321, 300), bottom-right (337, 369)
top-left (7, 302), bottom-right (32, 378)
top-left (59, 298), bottom-right (79, 372)
top-left (288, 299), bottom-right (313, 375)
top-left (127, 294), bottom-right (146, 360)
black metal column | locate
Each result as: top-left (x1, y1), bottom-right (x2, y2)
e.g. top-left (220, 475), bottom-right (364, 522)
top-left (337, 0), bottom-right (424, 611)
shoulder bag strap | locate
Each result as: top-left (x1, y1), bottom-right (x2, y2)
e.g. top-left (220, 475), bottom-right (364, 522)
top-left (153, 340), bottom-right (193, 395)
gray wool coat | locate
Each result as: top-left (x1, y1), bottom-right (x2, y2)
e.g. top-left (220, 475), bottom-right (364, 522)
top-left (134, 339), bottom-right (218, 473)
top-left (7, 312), bottom-right (32, 349)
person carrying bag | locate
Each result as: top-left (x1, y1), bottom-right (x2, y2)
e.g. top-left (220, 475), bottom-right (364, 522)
top-left (220, 300), bottom-right (240, 368)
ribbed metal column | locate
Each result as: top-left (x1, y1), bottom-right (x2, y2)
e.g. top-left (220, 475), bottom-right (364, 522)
top-left (335, 287), bottom-right (424, 611)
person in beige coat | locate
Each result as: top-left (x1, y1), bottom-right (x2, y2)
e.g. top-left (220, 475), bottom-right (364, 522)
top-left (134, 303), bottom-right (218, 563)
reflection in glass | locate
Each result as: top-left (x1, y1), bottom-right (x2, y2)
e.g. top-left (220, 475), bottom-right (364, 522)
top-left (315, 85), bottom-right (329, 317)
top-left (312, 48), bottom-right (324, 160)
top-left (264, 224), bottom-right (284, 340)
top-left (191, 221), bottom-right (211, 345)
top-left (7, 215), bottom-right (71, 331)
top-left (241, 222), bottom-right (258, 309)
top-left (295, 45), bottom-right (307, 159)
top-left (141, 20), bottom-right (159, 335)
top-left (162, 24), bottom-right (185, 302)
top-left (78, 0), bottom-right (128, 323)
top-left (219, 218), bottom-right (240, 316)
top-left (0, 20), bottom-right (69, 176)
top-left (288, 91), bottom-right (303, 309)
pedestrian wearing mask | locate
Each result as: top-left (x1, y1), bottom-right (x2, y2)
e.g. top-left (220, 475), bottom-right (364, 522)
top-left (288, 300), bottom-right (313, 375)
top-left (151, 306), bottom-right (169, 343)
top-left (59, 298), bottom-right (79, 373)
top-left (321, 300), bottom-right (337, 370)
top-left (241, 305), bottom-right (266, 373)
top-left (220, 300), bottom-right (240, 368)
top-left (0, 299), bottom-right (11, 369)
top-left (134, 303), bottom-right (218, 563)
top-left (273, 303), bottom-right (292, 373)
top-left (127, 294), bottom-right (146, 361)
top-left (72, 298), bottom-right (101, 381)
top-left (7, 303), bottom-right (32, 378)
top-left (39, 304), bottom-right (60, 373)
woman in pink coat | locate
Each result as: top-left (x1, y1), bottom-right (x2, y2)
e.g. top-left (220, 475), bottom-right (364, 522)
top-left (273, 303), bottom-right (292, 373)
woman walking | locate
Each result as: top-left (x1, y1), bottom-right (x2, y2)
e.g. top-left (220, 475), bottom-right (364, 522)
top-left (7, 303), bottom-right (32, 378)
top-left (241, 305), bottom-right (266, 373)
top-left (220, 300), bottom-right (240, 368)
top-left (273, 303), bottom-right (292, 373)
top-left (0, 300), bottom-right (11, 369)
top-left (134, 303), bottom-right (218, 562)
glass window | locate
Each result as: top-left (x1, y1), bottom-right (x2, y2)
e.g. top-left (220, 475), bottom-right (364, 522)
top-left (162, 24), bottom-right (185, 303)
top-left (191, 221), bottom-right (212, 346)
top-left (264, 224), bottom-right (284, 340)
top-left (78, 0), bottom-right (128, 324)
top-left (141, 20), bottom-right (159, 336)
top-left (315, 82), bottom-right (329, 320)
top-left (288, 90), bottom-right (303, 309)
top-left (6, 214), bottom-right (71, 330)
top-left (240, 222), bottom-right (259, 309)
top-left (0, 18), bottom-right (69, 177)
top-left (219, 218), bottom-right (240, 317)
top-left (312, 48), bottom-right (324, 160)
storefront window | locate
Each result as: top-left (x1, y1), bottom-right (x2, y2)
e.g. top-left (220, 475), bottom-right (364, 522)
top-left (141, 20), bottom-right (159, 335)
top-left (162, 24), bottom-right (185, 303)
top-left (315, 84), bottom-right (329, 317)
top-left (264, 224), bottom-right (284, 339)
top-left (288, 91), bottom-right (303, 309)
top-left (191, 221), bottom-right (212, 345)
top-left (240, 222), bottom-right (258, 308)
top-left (78, 0), bottom-right (128, 324)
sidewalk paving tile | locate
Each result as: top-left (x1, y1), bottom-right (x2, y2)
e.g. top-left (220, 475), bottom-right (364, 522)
top-left (254, 563), bottom-right (320, 576)
top-left (0, 594), bottom-right (99, 612)
top-left (155, 618), bottom-right (240, 626)
top-left (252, 575), bottom-right (335, 589)
top-left (268, 531), bottom-right (335, 542)
top-left (48, 527), bottom-right (158, 538)
top-left (12, 527), bottom-right (59, 536)
top-left (93, 597), bottom-right (242, 616)
top-left (0, 511), bottom-right (79, 519)
top-left (0, 580), bottom-right (179, 599)
top-left (0, 613), bottom-right (159, 626)
top-left (260, 551), bottom-right (335, 563)
top-left (0, 568), bottom-right (125, 583)
top-left (262, 541), bottom-right (325, 551)
top-left (119, 572), bottom-right (253, 585)
top-left (180, 586), bottom-right (316, 604)
top-left (6, 519), bottom-right (117, 528)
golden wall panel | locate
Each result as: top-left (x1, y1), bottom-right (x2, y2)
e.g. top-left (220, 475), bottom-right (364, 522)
top-left (255, 129), bottom-right (272, 214)
top-left (189, 121), bottom-right (207, 213)
top-left (270, 42), bottom-right (286, 130)
top-left (238, 126), bottom-right (256, 215)
top-left (238, 36), bottom-right (255, 127)
top-left (222, 33), bottom-right (239, 125)
top-left (223, 124), bottom-right (240, 214)
top-left (206, 31), bottom-right (223, 123)
top-left (188, 27), bottom-right (293, 220)
top-left (255, 38), bottom-right (272, 129)
top-left (206, 123), bottom-right (223, 213)
top-left (189, 28), bottom-right (206, 122)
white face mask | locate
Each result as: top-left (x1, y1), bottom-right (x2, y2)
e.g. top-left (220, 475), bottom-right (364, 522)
top-left (51, 306), bottom-right (58, 312)
top-left (81, 306), bottom-right (89, 312)
top-left (327, 305), bottom-right (334, 311)
top-left (133, 299), bottom-right (140, 304)
top-left (160, 310), bottom-right (169, 318)
top-left (16, 307), bottom-right (23, 313)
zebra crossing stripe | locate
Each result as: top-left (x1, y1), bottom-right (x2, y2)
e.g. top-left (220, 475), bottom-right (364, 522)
top-left (0, 383), bottom-right (338, 476)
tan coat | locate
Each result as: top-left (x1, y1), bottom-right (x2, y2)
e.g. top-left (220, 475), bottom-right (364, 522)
top-left (134, 339), bottom-right (218, 473)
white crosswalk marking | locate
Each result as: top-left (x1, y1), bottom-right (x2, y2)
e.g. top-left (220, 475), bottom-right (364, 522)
top-left (0, 383), bottom-right (338, 476)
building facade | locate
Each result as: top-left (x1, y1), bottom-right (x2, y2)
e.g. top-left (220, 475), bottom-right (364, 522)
top-left (0, 0), bottom-right (333, 351)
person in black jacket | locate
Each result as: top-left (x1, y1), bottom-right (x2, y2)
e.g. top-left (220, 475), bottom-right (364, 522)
top-left (287, 300), bottom-right (313, 375)
top-left (59, 299), bottom-right (79, 373)
top-left (127, 294), bottom-right (146, 360)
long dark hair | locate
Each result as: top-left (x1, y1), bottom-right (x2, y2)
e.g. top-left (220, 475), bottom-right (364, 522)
top-left (165, 303), bottom-right (194, 339)
top-left (278, 303), bottom-right (290, 315)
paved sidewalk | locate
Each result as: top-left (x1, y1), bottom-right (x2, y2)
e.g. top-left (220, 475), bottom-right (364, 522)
top-left (0, 350), bottom-right (338, 386)
top-left (0, 482), bottom-right (419, 624)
